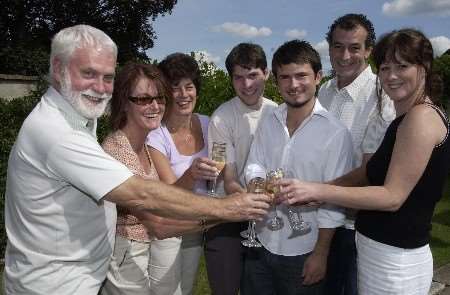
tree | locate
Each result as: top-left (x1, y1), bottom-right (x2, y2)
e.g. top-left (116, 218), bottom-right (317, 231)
top-left (434, 53), bottom-right (450, 109)
top-left (0, 0), bottom-right (177, 75)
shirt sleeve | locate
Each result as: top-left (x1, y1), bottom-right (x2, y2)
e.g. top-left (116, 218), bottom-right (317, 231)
top-left (46, 131), bottom-right (133, 202)
top-left (208, 107), bottom-right (236, 165)
top-left (147, 127), bottom-right (171, 158)
top-left (317, 127), bottom-right (354, 228)
top-left (362, 94), bottom-right (395, 154)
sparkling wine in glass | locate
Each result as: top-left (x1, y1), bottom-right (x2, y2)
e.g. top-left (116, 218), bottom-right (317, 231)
top-left (266, 168), bottom-right (284, 231)
top-left (241, 177), bottom-right (265, 248)
top-left (207, 142), bottom-right (226, 196)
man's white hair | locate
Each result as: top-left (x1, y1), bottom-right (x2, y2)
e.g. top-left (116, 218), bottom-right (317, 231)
top-left (49, 24), bottom-right (117, 83)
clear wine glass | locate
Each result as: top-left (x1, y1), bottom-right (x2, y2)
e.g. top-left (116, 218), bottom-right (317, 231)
top-left (207, 142), bottom-right (226, 196)
top-left (284, 170), bottom-right (311, 234)
top-left (241, 177), bottom-right (265, 248)
top-left (266, 168), bottom-right (284, 231)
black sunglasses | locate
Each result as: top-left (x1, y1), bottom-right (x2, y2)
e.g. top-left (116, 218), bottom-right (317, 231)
top-left (128, 95), bottom-right (166, 106)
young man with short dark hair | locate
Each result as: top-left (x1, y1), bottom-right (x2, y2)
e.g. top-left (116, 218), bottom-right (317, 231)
top-left (243, 40), bottom-right (353, 294)
top-left (206, 42), bottom-right (278, 295)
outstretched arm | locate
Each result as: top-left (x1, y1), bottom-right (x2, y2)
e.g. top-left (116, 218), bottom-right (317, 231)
top-left (280, 105), bottom-right (446, 211)
top-left (105, 176), bottom-right (270, 221)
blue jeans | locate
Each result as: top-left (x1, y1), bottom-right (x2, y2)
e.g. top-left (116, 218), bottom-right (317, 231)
top-left (324, 227), bottom-right (357, 295)
top-left (242, 247), bottom-right (323, 295)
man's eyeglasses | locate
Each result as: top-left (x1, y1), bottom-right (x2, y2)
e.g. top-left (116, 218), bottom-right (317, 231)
top-left (128, 95), bottom-right (166, 106)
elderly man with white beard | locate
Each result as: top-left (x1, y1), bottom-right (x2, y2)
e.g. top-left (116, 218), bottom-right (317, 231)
top-left (3, 25), bottom-right (270, 295)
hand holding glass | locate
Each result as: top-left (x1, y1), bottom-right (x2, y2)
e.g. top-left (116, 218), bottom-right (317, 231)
top-left (283, 170), bottom-right (311, 234)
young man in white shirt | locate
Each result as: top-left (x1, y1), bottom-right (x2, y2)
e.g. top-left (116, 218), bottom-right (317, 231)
top-left (318, 14), bottom-right (394, 295)
top-left (207, 43), bottom-right (278, 295)
top-left (243, 40), bottom-right (353, 294)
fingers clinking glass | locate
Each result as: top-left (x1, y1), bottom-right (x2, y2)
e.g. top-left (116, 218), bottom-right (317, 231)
top-left (283, 170), bottom-right (311, 234)
top-left (207, 142), bottom-right (226, 196)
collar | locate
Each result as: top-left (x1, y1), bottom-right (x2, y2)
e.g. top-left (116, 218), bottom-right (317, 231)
top-left (273, 99), bottom-right (328, 127)
top-left (332, 66), bottom-right (374, 102)
top-left (43, 86), bottom-right (96, 133)
top-left (234, 96), bottom-right (265, 113)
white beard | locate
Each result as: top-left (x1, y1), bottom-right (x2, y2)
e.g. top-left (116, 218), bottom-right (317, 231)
top-left (60, 71), bottom-right (112, 119)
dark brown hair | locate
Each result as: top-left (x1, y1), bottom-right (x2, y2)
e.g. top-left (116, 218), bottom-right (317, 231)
top-left (110, 62), bottom-right (171, 130)
top-left (158, 53), bottom-right (201, 92)
top-left (373, 28), bottom-right (442, 105)
top-left (326, 13), bottom-right (376, 49)
top-left (272, 39), bottom-right (322, 78)
top-left (225, 43), bottom-right (267, 77)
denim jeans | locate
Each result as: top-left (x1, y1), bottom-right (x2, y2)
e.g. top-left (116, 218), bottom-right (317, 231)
top-left (242, 246), bottom-right (323, 295)
top-left (324, 227), bottom-right (357, 295)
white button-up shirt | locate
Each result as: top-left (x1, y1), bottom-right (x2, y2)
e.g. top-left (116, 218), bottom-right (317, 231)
top-left (245, 101), bottom-right (354, 256)
top-left (318, 66), bottom-right (395, 228)
top-left (319, 66), bottom-right (395, 167)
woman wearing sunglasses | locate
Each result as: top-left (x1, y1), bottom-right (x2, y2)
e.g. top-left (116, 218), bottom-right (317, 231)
top-left (100, 63), bottom-right (215, 295)
top-left (147, 53), bottom-right (217, 295)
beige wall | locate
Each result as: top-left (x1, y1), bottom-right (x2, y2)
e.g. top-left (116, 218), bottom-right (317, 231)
top-left (0, 74), bottom-right (38, 101)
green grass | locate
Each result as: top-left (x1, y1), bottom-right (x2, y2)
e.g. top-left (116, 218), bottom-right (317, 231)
top-left (430, 179), bottom-right (450, 268)
top-left (193, 255), bottom-right (212, 295)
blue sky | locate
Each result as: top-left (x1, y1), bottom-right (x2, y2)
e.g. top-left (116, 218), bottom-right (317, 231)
top-left (146, 0), bottom-right (450, 72)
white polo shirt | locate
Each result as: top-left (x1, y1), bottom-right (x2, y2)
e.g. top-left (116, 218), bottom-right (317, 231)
top-left (4, 87), bottom-right (133, 294)
top-left (245, 101), bottom-right (354, 256)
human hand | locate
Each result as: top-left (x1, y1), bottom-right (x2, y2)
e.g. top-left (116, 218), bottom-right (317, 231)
top-left (190, 157), bottom-right (219, 180)
top-left (219, 192), bottom-right (270, 221)
top-left (276, 178), bottom-right (323, 206)
top-left (301, 251), bottom-right (327, 285)
top-left (135, 210), bottom-right (198, 239)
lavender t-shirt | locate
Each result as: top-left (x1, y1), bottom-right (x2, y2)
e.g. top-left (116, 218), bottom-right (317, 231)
top-left (146, 113), bottom-right (209, 194)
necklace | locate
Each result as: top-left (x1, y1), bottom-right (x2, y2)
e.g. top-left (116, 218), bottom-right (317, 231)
top-left (167, 118), bottom-right (194, 144)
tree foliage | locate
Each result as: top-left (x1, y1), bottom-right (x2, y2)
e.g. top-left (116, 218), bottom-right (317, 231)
top-left (434, 53), bottom-right (450, 109)
top-left (0, 0), bottom-right (177, 75)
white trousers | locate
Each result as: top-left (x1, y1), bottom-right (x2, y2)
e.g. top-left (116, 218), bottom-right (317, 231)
top-left (356, 231), bottom-right (433, 295)
top-left (149, 233), bottom-right (203, 295)
top-left (101, 235), bottom-right (152, 295)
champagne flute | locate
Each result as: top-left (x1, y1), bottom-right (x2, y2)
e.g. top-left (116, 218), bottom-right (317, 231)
top-left (241, 177), bottom-right (265, 248)
top-left (284, 170), bottom-right (311, 234)
top-left (207, 142), bottom-right (226, 196)
top-left (266, 168), bottom-right (284, 231)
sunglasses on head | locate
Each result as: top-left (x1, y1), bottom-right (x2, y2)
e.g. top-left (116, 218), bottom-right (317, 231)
top-left (128, 95), bottom-right (166, 106)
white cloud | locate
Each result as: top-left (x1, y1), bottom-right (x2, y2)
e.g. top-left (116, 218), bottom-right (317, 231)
top-left (382, 0), bottom-right (450, 17)
top-left (285, 29), bottom-right (307, 39)
top-left (314, 40), bottom-right (329, 60)
top-left (314, 40), bottom-right (331, 71)
top-left (212, 22), bottom-right (272, 38)
top-left (193, 50), bottom-right (221, 64)
top-left (430, 36), bottom-right (450, 56)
